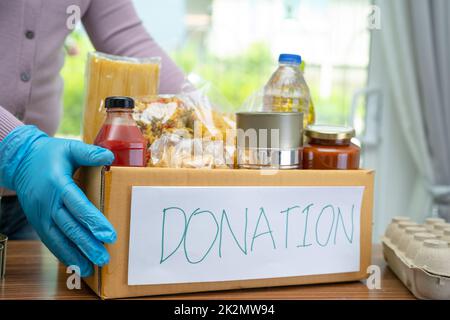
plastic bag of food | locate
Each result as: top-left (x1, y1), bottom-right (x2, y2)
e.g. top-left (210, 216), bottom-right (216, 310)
top-left (133, 91), bottom-right (236, 169)
top-left (82, 52), bottom-right (161, 144)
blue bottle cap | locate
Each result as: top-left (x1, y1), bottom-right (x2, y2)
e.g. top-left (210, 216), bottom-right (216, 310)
top-left (279, 54), bottom-right (302, 65)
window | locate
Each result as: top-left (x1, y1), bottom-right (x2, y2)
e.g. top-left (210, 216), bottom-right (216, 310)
top-left (58, 0), bottom-right (371, 136)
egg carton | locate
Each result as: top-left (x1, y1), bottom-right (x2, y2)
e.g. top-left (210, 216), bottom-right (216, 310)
top-left (382, 217), bottom-right (450, 300)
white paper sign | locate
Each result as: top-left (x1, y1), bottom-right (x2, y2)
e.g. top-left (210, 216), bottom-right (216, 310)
top-left (128, 186), bottom-right (364, 285)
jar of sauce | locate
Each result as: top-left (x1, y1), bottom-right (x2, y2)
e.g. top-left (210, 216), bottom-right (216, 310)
top-left (303, 125), bottom-right (360, 170)
top-left (94, 96), bottom-right (148, 167)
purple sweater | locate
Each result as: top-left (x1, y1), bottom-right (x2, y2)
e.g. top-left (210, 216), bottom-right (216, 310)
top-left (0, 0), bottom-right (186, 141)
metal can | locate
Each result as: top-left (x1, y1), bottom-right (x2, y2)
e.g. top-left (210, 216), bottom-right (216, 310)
top-left (236, 112), bottom-right (303, 169)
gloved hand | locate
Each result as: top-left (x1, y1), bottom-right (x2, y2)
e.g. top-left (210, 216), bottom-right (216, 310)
top-left (0, 125), bottom-right (117, 277)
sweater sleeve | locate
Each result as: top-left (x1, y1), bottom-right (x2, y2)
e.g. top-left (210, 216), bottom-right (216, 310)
top-left (0, 106), bottom-right (24, 142)
top-left (82, 0), bottom-right (187, 94)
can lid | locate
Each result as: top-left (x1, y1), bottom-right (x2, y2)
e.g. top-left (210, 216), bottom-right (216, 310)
top-left (305, 124), bottom-right (355, 141)
top-left (105, 96), bottom-right (135, 109)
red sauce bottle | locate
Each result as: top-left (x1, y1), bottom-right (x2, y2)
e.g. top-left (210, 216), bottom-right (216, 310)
top-left (302, 125), bottom-right (360, 170)
top-left (94, 96), bottom-right (147, 167)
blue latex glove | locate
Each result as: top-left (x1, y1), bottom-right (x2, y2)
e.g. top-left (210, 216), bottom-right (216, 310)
top-left (0, 125), bottom-right (117, 277)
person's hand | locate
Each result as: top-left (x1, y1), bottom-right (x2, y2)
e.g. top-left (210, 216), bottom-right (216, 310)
top-left (0, 125), bottom-right (117, 277)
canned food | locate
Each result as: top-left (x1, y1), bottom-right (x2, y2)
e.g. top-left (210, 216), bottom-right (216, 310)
top-left (236, 112), bottom-right (303, 169)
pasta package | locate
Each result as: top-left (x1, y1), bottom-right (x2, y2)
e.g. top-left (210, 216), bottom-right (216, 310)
top-left (133, 94), bottom-right (236, 169)
top-left (82, 52), bottom-right (161, 144)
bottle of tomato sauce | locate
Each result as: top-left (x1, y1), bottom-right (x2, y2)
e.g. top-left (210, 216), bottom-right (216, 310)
top-left (94, 96), bottom-right (148, 167)
top-left (302, 125), bottom-right (360, 170)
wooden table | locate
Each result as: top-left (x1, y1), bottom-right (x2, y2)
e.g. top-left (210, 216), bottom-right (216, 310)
top-left (0, 241), bottom-right (414, 300)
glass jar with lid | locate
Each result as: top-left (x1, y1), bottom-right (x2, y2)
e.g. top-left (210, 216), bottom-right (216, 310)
top-left (302, 125), bottom-right (360, 170)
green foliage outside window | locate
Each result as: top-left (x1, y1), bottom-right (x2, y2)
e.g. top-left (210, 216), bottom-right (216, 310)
top-left (58, 32), bottom-right (361, 136)
top-left (59, 32), bottom-right (93, 136)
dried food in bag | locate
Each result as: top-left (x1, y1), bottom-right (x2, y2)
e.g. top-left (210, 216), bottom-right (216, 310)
top-left (133, 94), bottom-right (235, 168)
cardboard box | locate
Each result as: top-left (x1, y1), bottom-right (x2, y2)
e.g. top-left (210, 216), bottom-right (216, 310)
top-left (78, 166), bottom-right (374, 299)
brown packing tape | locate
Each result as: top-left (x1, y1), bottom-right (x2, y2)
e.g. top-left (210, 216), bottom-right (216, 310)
top-left (79, 167), bottom-right (374, 299)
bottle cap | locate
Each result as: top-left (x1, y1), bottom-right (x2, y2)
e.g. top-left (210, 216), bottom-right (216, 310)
top-left (105, 96), bottom-right (135, 109)
top-left (279, 54), bottom-right (301, 65)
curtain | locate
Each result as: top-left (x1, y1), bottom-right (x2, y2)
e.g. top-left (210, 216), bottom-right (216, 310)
top-left (376, 0), bottom-right (450, 221)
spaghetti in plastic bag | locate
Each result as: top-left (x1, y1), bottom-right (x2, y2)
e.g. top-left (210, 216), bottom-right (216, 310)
top-left (82, 52), bottom-right (161, 144)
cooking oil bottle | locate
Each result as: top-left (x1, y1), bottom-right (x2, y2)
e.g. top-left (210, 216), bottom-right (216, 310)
top-left (300, 60), bottom-right (315, 125)
top-left (263, 54), bottom-right (314, 127)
